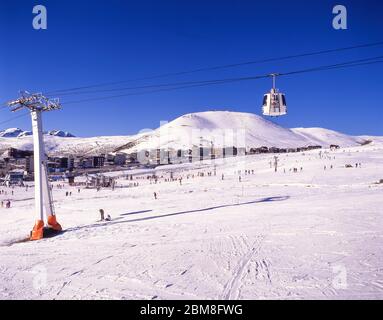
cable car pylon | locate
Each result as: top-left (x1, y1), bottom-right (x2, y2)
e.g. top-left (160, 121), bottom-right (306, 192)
top-left (262, 73), bottom-right (287, 117)
top-left (7, 91), bottom-right (62, 241)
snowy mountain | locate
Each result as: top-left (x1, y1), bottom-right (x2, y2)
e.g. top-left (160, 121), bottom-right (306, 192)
top-left (0, 111), bottom-right (380, 156)
top-left (115, 111), bottom-right (369, 153)
top-left (290, 127), bottom-right (364, 147)
top-left (0, 128), bottom-right (75, 138)
top-left (46, 130), bottom-right (75, 138)
top-left (0, 135), bottom-right (131, 157)
top-left (0, 128), bottom-right (29, 138)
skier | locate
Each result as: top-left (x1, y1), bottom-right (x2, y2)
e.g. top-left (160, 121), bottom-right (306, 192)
top-left (99, 209), bottom-right (105, 221)
top-left (154, 192), bottom-right (157, 200)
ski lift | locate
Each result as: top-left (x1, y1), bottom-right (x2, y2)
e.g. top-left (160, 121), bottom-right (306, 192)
top-left (262, 74), bottom-right (287, 117)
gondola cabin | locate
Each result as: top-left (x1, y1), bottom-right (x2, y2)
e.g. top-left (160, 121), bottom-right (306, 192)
top-left (262, 73), bottom-right (287, 117)
top-left (262, 88), bottom-right (287, 116)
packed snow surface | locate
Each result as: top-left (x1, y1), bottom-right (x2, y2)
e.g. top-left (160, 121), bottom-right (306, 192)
top-left (1, 142), bottom-right (383, 299)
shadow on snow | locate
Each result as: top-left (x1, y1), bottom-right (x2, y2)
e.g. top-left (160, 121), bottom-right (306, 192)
top-left (65, 196), bottom-right (290, 233)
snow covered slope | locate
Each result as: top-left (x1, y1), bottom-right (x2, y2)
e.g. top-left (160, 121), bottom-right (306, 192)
top-left (117, 111), bottom-right (308, 152)
top-left (1, 143), bottom-right (383, 299)
top-left (0, 111), bottom-right (380, 156)
top-left (116, 111), bottom-right (370, 153)
top-left (0, 135), bottom-right (133, 156)
top-left (291, 127), bottom-right (365, 147)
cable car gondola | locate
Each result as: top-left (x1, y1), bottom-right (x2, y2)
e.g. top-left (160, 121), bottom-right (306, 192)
top-left (262, 73), bottom-right (287, 117)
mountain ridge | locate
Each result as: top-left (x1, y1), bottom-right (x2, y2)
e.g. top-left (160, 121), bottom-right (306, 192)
top-left (0, 127), bottom-right (75, 138)
top-left (114, 111), bottom-right (368, 153)
top-left (1, 111), bottom-right (381, 156)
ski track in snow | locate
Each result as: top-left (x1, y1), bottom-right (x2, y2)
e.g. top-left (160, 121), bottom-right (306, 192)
top-left (221, 235), bottom-right (265, 300)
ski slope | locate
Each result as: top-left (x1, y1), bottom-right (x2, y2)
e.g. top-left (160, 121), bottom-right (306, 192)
top-left (1, 143), bottom-right (383, 300)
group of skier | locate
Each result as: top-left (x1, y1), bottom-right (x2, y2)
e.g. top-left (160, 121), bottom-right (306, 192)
top-left (1, 149), bottom-right (366, 224)
top-left (1, 200), bottom-right (11, 208)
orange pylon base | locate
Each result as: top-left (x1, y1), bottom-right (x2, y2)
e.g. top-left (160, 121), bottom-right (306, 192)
top-left (30, 220), bottom-right (44, 241)
top-left (47, 215), bottom-right (62, 231)
top-left (30, 216), bottom-right (63, 241)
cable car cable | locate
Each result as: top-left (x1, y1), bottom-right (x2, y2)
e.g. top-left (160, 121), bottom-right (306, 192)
top-left (51, 54), bottom-right (383, 99)
top-left (45, 40), bottom-right (383, 95)
top-left (0, 112), bottom-right (30, 126)
top-left (60, 57), bottom-right (383, 105)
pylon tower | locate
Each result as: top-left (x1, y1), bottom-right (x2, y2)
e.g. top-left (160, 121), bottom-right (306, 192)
top-left (8, 91), bottom-right (62, 240)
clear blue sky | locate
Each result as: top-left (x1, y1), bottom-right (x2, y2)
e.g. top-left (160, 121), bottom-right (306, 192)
top-left (1, 0), bottom-right (382, 137)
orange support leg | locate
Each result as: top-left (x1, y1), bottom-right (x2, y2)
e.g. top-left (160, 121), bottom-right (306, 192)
top-left (30, 220), bottom-right (44, 241)
top-left (47, 215), bottom-right (62, 231)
